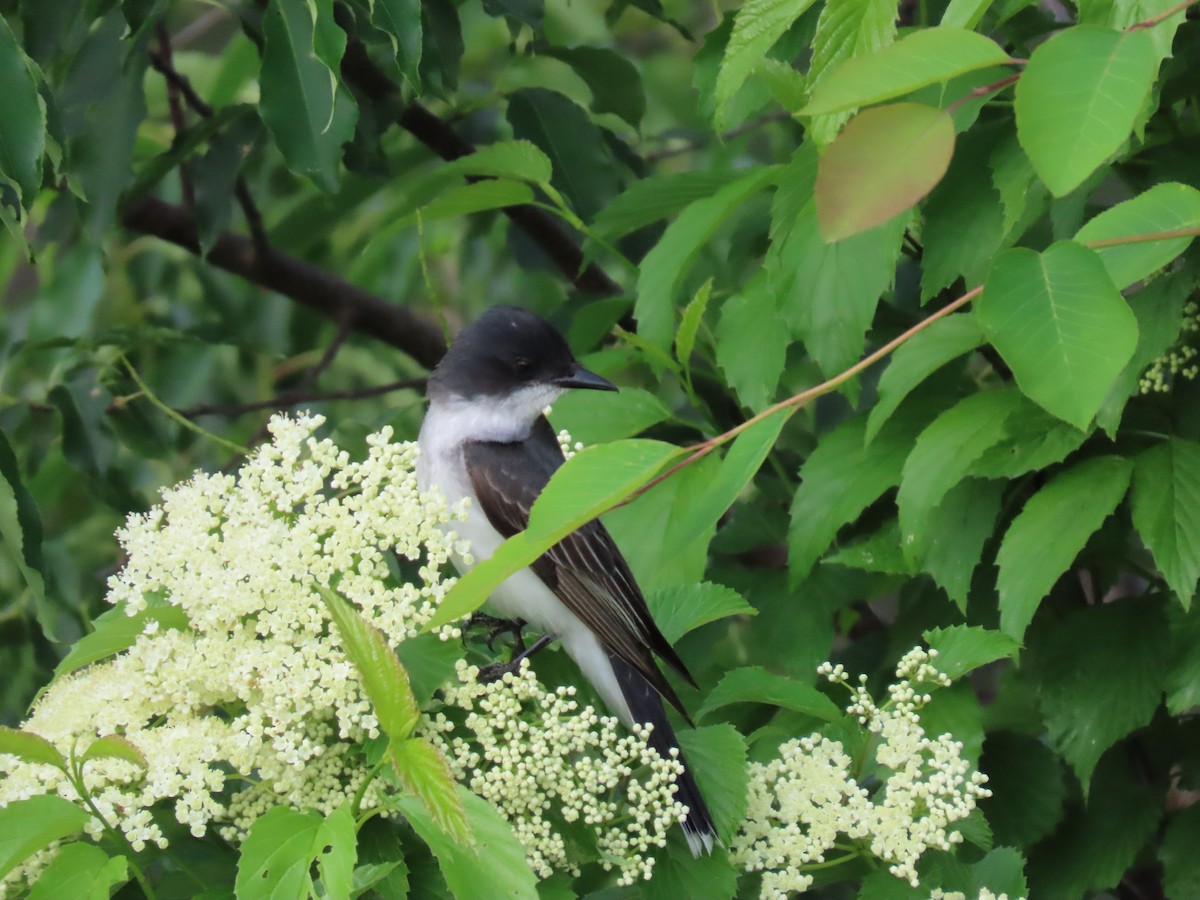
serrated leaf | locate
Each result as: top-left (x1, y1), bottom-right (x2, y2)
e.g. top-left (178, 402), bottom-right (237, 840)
top-left (259, 0), bottom-right (357, 191)
top-left (676, 277), bottom-right (713, 375)
top-left (923, 626), bottom-right (1019, 680)
top-left (0, 15), bottom-right (46, 209)
top-left (990, 128), bottom-right (1039, 239)
top-left (816, 103), bottom-right (954, 242)
top-left (390, 738), bottom-right (469, 846)
top-left (79, 735), bottom-right (147, 771)
top-left (50, 605), bottom-right (190, 684)
top-left (967, 403), bottom-right (1088, 480)
top-left (897, 390), bottom-right (1023, 565)
top-left (647, 582), bottom-right (756, 644)
top-left (980, 732), bottom-right (1067, 848)
top-left (427, 440), bottom-right (681, 629)
top-left (396, 787), bottom-right (539, 900)
top-left (591, 171), bottom-right (741, 245)
top-left (1075, 182), bottom-right (1200, 289)
top-left (697, 667), bottom-right (843, 722)
top-left (715, 275), bottom-right (790, 411)
top-left (996, 455), bottom-right (1133, 640)
top-left (319, 803), bottom-right (356, 900)
top-left (0, 795), bottom-right (90, 882)
top-left (1166, 603), bottom-right (1200, 715)
top-left (436, 140), bottom-right (553, 185)
top-left (0, 727), bottom-right (66, 771)
top-left (419, 180), bottom-right (535, 221)
top-left (549, 387), bottom-right (672, 444)
top-left (714, 0), bottom-right (820, 130)
top-left (320, 587), bottom-right (420, 741)
top-left (676, 724), bottom-right (747, 843)
top-left (976, 241), bottom-right (1138, 429)
top-left (1131, 439), bottom-right (1200, 609)
top-left (804, 28), bottom-right (1011, 115)
top-left (923, 478), bottom-right (1006, 611)
top-left (28, 842), bottom-right (127, 900)
top-left (1014, 26), bottom-right (1158, 197)
top-left (373, 0), bottom-right (423, 89)
top-left (826, 518), bottom-right (913, 575)
top-left (235, 806), bottom-right (355, 900)
top-left (635, 166), bottom-right (779, 350)
top-left (865, 314), bottom-right (984, 443)
top-left (1026, 599), bottom-right (1166, 788)
top-left (641, 843), bottom-right (739, 900)
top-left (970, 847), bottom-right (1028, 898)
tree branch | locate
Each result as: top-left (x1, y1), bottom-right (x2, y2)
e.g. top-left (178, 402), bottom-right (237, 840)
top-left (180, 377), bottom-right (427, 419)
top-left (120, 196), bottom-right (448, 369)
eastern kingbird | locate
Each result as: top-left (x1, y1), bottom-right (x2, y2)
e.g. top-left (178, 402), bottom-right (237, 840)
top-left (417, 306), bottom-right (717, 856)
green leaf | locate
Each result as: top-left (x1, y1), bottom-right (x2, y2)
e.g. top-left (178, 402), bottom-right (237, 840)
top-left (394, 632), bottom-right (461, 707)
top-left (826, 518), bottom-right (913, 575)
top-left (646, 582), bottom-right (757, 644)
top-left (507, 88), bottom-right (621, 222)
top-left (0, 795), bottom-right (90, 882)
top-left (635, 166), bottom-right (779, 350)
top-left (789, 413), bottom-right (917, 583)
top-left (641, 844), bottom-right (739, 900)
top-left (50, 604), bottom-right (190, 684)
top-left (0, 15), bottom-right (46, 209)
top-left (970, 847), bottom-right (1028, 899)
top-left (976, 241), bottom-right (1138, 429)
top-left (1166, 604), bottom-right (1200, 715)
top-left (714, 0), bottom-right (820, 130)
top-left (79, 735), bottom-right (147, 771)
top-left (923, 478), bottom-right (1006, 611)
top-left (697, 666), bottom-right (843, 722)
top-left (419, 180), bottom-right (535, 221)
top-left (427, 440), bottom-right (681, 629)
top-left (436, 140), bottom-right (553, 185)
top-left (676, 277), bottom-right (713, 374)
top-left (923, 626), bottom-right (1019, 680)
top-left (980, 732), bottom-right (1067, 848)
top-left (259, 0), bottom-right (358, 191)
top-left (941, 0), bottom-right (997, 29)
top-left (996, 455), bottom-right (1133, 640)
top-left (676, 724), bottom-right (748, 843)
top-left (1075, 182), bottom-right (1200, 289)
top-left (804, 28), bottom-right (1011, 115)
top-left (539, 46), bottom-right (646, 129)
top-left (865, 313), bottom-right (984, 443)
top-left (0, 727), bottom-right (66, 771)
top-left (990, 128), bottom-right (1040, 239)
top-left (715, 277), bottom-right (790, 411)
top-left (390, 738), bottom-right (470, 846)
top-left (318, 804), bottom-right (356, 900)
top-left (236, 806), bottom-right (356, 900)
top-left (1014, 26), bottom-right (1158, 197)
top-left (549, 387), bottom-right (672, 444)
top-left (320, 587), bottom-right (420, 741)
top-left (816, 103), bottom-right (954, 242)
top-left (1026, 599), bottom-right (1167, 788)
top-left (29, 843), bottom-right (128, 900)
top-left (591, 171), bottom-right (741, 245)
top-left (1161, 804), bottom-right (1200, 900)
top-left (1131, 439), bottom-right (1200, 609)
top-left (897, 390), bottom-right (1023, 565)
top-left (372, 0), bottom-right (423, 89)
top-left (967, 403), bottom-right (1089, 479)
top-left (0, 426), bottom-right (45, 612)
top-left (396, 787), bottom-right (539, 900)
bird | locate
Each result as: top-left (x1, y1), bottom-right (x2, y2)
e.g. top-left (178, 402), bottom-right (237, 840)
top-left (416, 305), bottom-right (717, 856)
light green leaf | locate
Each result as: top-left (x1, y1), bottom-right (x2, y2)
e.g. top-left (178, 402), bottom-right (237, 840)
top-left (923, 478), bottom-right (1006, 612)
top-left (1075, 182), bottom-right (1200, 289)
top-left (0, 796), bottom-right (90, 882)
top-left (50, 605), bottom-right (190, 684)
top-left (0, 15), bottom-right (46, 209)
top-left (1014, 26), bottom-right (1158, 196)
top-left (826, 518), bottom-right (913, 576)
top-left (591, 171), bottom-right (741, 245)
top-left (715, 275), bottom-right (790, 411)
top-left (714, 0), bottom-right (820, 130)
top-left (236, 806), bottom-right (354, 900)
top-left (29, 843), bottom-right (128, 900)
top-left (941, 0), bottom-right (997, 29)
top-left (897, 390), bottom-right (1023, 565)
top-left (976, 241), bottom-right (1138, 429)
top-left (816, 103), bottom-right (954, 242)
top-left (259, 0), bottom-right (358, 191)
top-left (1026, 599), bottom-right (1166, 788)
top-left (390, 738), bottom-right (470, 846)
top-left (549, 387), bottom-right (672, 444)
top-left (676, 724), bottom-right (748, 843)
top-left (372, 0), bottom-right (423, 90)
top-left (436, 140), bottom-right (553, 185)
top-left (418, 180), bottom-right (534, 221)
top-left (320, 587), bottom-right (420, 741)
top-left (396, 787), bottom-right (539, 900)
top-left (865, 314), bottom-right (984, 443)
top-left (427, 440), bottom-right (681, 628)
top-left (1131, 439), bottom-right (1200, 609)
top-left (79, 736), bottom-right (147, 771)
top-left (0, 727), bottom-right (66, 771)
top-left (697, 667), bottom-right (843, 722)
top-left (923, 625), bottom-right (1019, 680)
top-left (647, 582), bottom-right (756, 644)
top-left (676, 277), bottom-right (714, 375)
top-left (635, 166), bottom-right (779, 350)
top-left (804, 28), bottom-right (1011, 115)
top-left (318, 804), bottom-right (356, 900)
top-left (968, 403), bottom-right (1089, 479)
top-left (996, 455), bottom-right (1132, 639)
top-left (990, 127), bottom-right (1040, 239)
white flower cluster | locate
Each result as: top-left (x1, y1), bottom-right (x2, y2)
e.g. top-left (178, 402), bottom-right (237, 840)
top-left (425, 659), bottom-right (686, 884)
top-left (731, 648), bottom-right (991, 898)
top-left (0, 415), bottom-right (467, 894)
top-left (931, 890), bottom-right (1024, 900)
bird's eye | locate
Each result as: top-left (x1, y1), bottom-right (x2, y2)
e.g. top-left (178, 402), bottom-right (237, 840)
top-left (512, 357), bottom-right (533, 375)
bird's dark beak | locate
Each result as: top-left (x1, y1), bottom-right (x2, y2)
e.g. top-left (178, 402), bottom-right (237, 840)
top-left (555, 364), bottom-right (618, 392)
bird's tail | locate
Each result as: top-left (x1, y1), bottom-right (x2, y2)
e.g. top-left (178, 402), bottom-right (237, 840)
top-left (608, 653), bottom-right (718, 857)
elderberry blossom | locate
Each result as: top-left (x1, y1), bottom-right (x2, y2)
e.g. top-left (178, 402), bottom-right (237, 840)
top-left (932, 890), bottom-right (1025, 900)
top-left (730, 648), bottom-right (992, 897)
top-left (425, 659), bottom-right (687, 884)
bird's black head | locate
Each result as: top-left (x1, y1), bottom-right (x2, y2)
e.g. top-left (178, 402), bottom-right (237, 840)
top-left (428, 306), bottom-right (616, 402)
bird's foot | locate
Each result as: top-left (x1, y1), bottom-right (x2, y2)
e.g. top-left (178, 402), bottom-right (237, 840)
top-left (463, 612), bottom-right (528, 653)
top-left (477, 634), bottom-right (556, 683)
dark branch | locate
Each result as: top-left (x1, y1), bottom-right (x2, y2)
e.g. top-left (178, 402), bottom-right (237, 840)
top-left (180, 377), bottom-right (427, 419)
top-left (120, 196), bottom-right (448, 370)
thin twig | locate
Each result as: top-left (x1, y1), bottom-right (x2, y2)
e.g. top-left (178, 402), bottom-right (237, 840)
top-left (156, 23), bottom-right (195, 211)
top-left (1129, 0), bottom-right (1197, 29)
top-left (945, 74), bottom-right (1021, 115)
top-left (1082, 225), bottom-right (1200, 248)
top-left (181, 378), bottom-right (427, 419)
top-left (121, 356), bottom-right (252, 455)
top-left (300, 318), bottom-right (353, 390)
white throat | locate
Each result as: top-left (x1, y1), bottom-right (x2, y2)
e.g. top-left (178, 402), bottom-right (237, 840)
top-left (419, 383), bottom-right (563, 452)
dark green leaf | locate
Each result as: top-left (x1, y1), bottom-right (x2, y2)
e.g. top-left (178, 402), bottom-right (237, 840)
top-left (1161, 804), bottom-right (1200, 900)
top-left (0, 15), bottom-right (46, 209)
top-left (646, 582), bottom-right (756, 644)
top-left (1166, 603), bottom-right (1200, 715)
top-left (697, 666), bottom-right (843, 722)
top-left (540, 46), bottom-right (646, 128)
top-left (394, 632), bottom-right (463, 707)
top-left (1131, 439), bottom-right (1200, 609)
top-left (0, 426), bottom-right (46, 608)
top-left (372, 0), bottom-right (423, 89)
top-left (923, 477), bottom-right (1005, 611)
top-left (980, 732), bottom-right (1066, 849)
top-left (676, 724), bottom-right (747, 843)
top-left (482, 0), bottom-right (543, 30)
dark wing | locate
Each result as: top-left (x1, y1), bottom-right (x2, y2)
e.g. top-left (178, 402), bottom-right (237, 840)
top-left (463, 416), bottom-right (696, 716)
